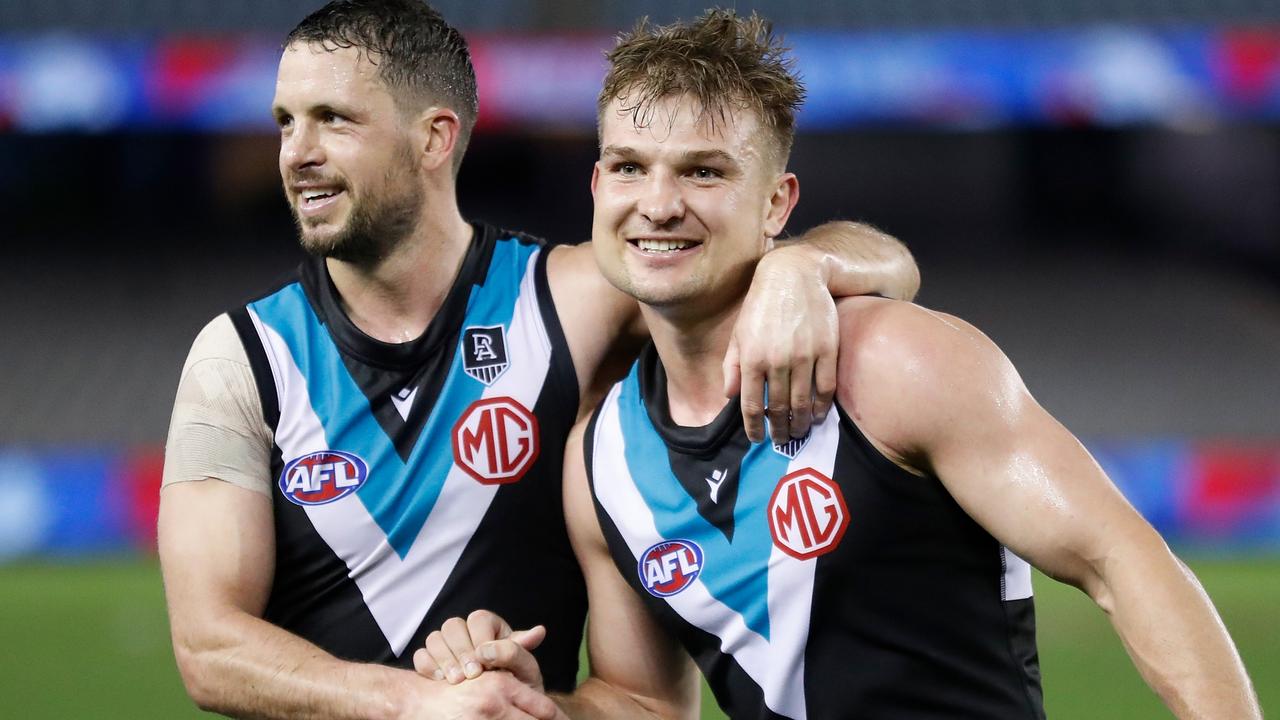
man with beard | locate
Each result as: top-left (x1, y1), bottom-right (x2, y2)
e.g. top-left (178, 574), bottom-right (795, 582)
top-left (156, 1), bottom-right (919, 719)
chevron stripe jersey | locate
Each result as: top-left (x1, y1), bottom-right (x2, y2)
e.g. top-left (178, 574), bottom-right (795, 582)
top-left (586, 344), bottom-right (1045, 719)
top-left (228, 222), bottom-right (586, 690)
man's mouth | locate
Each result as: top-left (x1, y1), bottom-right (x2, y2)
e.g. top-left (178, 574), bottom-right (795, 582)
top-left (300, 188), bottom-right (343, 206)
top-left (631, 238), bottom-right (702, 253)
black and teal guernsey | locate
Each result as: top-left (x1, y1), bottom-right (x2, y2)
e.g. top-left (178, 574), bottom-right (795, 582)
top-left (227, 222), bottom-right (585, 691)
top-left (586, 345), bottom-right (1044, 719)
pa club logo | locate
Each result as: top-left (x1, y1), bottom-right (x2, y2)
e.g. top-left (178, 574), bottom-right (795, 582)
top-left (768, 468), bottom-right (849, 560)
top-left (452, 396), bottom-right (540, 485)
top-left (278, 450), bottom-right (369, 506)
top-left (638, 539), bottom-right (704, 597)
top-left (772, 429), bottom-right (811, 459)
top-left (462, 325), bottom-right (509, 385)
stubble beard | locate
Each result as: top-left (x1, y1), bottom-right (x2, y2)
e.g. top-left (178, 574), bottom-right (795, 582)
top-left (293, 147), bottom-right (424, 267)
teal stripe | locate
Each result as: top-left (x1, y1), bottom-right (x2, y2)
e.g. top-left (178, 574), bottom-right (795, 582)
top-left (617, 366), bottom-right (784, 641)
top-left (251, 239), bottom-right (540, 558)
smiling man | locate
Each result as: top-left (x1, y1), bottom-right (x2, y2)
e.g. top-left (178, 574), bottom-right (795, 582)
top-left (418, 10), bottom-right (1261, 720)
top-left (155, 1), bottom-right (920, 719)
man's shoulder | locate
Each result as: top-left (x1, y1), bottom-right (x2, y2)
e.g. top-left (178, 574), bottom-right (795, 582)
top-left (185, 314), bottom-right (250, 373)
top-left (835, 297), bottom-right (1018, 436)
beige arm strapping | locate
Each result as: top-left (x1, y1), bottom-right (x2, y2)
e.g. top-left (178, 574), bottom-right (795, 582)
top-left (162, 314), bottom-right (273, 496)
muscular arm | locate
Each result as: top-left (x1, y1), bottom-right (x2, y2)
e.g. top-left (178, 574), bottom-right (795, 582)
top-left (160, 317), bottom-right (555, 720)
top-left (160, 482), bottom-right (421, 719)
top-left (837, 298), bottom-right (1261, 720)
top-left (555, 422), bottom-right (700, 720)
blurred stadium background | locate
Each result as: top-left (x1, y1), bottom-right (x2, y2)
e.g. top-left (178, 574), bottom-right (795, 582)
top-left (1, 0), bottom-right (1277, 717)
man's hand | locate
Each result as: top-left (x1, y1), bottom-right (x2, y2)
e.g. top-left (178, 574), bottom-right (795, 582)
top-left (725, 245), bottom-right (838, 444)
top-left (407, 672), bottom-right (562, 720)
top-left (726, 220), bottom-right (918, 444)
top-left (414, 610), bottom-right (548, 692)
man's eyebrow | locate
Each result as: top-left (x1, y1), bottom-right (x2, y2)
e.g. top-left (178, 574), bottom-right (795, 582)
top-left (600, 144), bottom-right (639, 159)
top-left (681, 149), bottom-right (736, 165)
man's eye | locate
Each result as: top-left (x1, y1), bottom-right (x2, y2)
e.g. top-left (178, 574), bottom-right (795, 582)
top-left (692, 167), bottom-right (720, 180)
top-left (617, 163), bottom-right (639, 176)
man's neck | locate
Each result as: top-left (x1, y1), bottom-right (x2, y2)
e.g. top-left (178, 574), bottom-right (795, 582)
top-left (642, 301), bottom-right (742, 428)
top-left (326, 209), bottom-right (473, 344)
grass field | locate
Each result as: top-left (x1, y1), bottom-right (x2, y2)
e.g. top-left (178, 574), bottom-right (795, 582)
top-left (1, 557), bottom-right (1274, 718)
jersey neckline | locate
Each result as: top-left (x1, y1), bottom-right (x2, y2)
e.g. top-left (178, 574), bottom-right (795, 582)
top-left (637, 342), bottom-right (744, 455)
top-left (298, 221), bottom-right (499, 371)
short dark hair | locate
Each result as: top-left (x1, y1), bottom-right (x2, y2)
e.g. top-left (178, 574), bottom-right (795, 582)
top-left (599, 9), bottom-right (804, 169)
top-left (287, 0), bottom-right (478, 174)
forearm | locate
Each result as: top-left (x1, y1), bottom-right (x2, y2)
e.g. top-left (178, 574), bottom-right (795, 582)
top-left (1090, 537), bottom-right (1260, 719)
top-left (552, 678), bottom-right (683, 720)
top-left (776, 220), bottom-right (920, 301)
top-left (173, 609), bottom-right (416, 720)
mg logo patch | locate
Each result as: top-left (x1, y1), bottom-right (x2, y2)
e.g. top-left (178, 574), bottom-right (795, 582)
top-left (638, 540), bottom-right (704, 597)
top-left (768, 468), bottom-right (848, 560)
top-left (451, 397), bottom-right (540, 485)
top-left (462, 325), bottom-right (509, 385)
top-left (278, 450), bottom-right (368, 506)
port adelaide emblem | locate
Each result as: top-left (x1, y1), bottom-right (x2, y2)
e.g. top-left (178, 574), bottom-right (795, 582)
top-left (462, 325), bottom-right (509, 385)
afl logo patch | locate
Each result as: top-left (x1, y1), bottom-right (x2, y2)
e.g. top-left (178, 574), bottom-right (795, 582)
top-left (278, 450), bottom-right (368, 506)
top-left (452, 397), bottom-right (540, 485)
top-left (768, 468), bottom-right (849, 560)
top-left (462, 325), bottom-right (509, 385)
top-left (639, 540), bottom-right (704, 597)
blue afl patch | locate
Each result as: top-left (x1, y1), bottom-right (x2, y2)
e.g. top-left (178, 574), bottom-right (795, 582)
top-left (278, 450), bottom-right (369, 506)
top-left (638, 539), bottom-right (704, 597)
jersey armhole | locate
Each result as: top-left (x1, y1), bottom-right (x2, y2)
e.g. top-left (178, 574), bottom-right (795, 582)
top-left (229, 307), bottom-right (281, 430)
top-left (534, 247), bottom-right (581, 415)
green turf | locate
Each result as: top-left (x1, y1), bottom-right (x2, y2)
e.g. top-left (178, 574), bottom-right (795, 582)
top-left (1, 558), bottom-right (1274, 718)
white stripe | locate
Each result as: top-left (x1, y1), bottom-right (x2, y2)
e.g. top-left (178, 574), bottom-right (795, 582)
top-left (593, 391), bottom-right (845, 720)
top-left (251, 249), bottom-right (553, 654)
top-left (1001, 546), bottom-right (1033, 600)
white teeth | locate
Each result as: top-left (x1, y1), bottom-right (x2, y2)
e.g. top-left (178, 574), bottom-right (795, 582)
top-left (637, 238), bottom-right (694, 252)
top-left (302, 189), bottom-right (336, 202)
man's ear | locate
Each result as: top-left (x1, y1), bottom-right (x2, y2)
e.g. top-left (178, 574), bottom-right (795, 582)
top-left (590, 162), bottom-right (600, 198)
top-left (414, 106), bottom-right (463, 173)
top-left (763, 172), bottom-right (799, 239)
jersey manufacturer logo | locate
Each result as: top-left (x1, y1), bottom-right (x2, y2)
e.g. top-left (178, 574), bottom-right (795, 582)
top-left (768, 468), bottom-right (849, 560)
top-left (638, 539), bottom-right (704, 597)
top-left (278, 450), bottom-right (369, 506)
top-left (772, 429), bottom-right (811, 459)
top-left (705, 468), bottom-right (729, 503)
top-left (462, 325), bottom-right (510, 385)
top-left (452, 397), bottom-right (540, 485)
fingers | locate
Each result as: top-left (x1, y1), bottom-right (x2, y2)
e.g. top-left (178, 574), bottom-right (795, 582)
top-left (813, 351), bottom-right (837, 425)
top-left (478, 637), bottom-right (544, 690)
top-left (722, 337), bottom-right (742, 399)
top-left (412, 647), bottom-right (441, 680)
top-left (423, 626), bottom-right (466, 683)
top-left (467, 609), bottom-right (513, 646)
top-left (509, 625), bottom-right (546, 652)
top-left (442, 616), bottom-right (483, 680)
top-left (739, 363), bottom-right (767, 443)
top-left (766, 367), bottom-right (792, 445)
top-left (504, 680), bottom-right (561, 720)
top-left (788, 356), bottom-right (815, 439)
